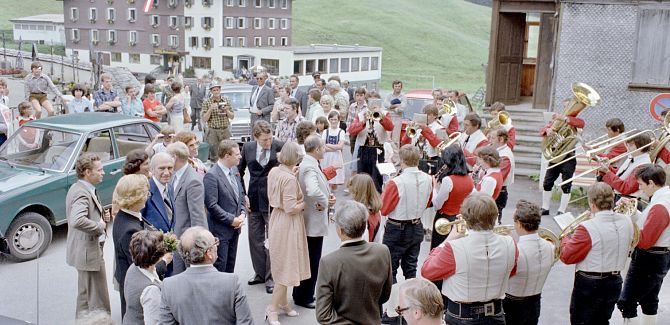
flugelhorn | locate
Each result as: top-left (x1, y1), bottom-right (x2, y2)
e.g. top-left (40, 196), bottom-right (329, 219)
top-left (493, 225), bottom-right (561, 261)
top-left (434, 217), bottom-right (467, 236)
top-left (436, 132), bottom-right (462, 154)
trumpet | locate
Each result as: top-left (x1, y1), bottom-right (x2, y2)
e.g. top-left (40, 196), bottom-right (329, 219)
top-left (435, 217), bottom-right (467, 236)
top-left (493, 225), bottom-right (561, 261)
top-left (406, 122), bottom-right (421, 139)
top-left (365, 110), bottom-right (383, 121)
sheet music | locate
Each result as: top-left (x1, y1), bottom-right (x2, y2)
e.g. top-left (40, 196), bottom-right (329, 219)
top-left (376, 162), bottom-right (397, 176)
top-left (554, 212), bottom-right (576, 231)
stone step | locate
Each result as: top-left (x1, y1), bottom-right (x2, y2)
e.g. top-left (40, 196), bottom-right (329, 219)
top-left (483, 114), bottom-right (547, 125)
top-left (513, 144), bottom-right (542, 155)
top-left (515, 167), bottom-right (540, 177)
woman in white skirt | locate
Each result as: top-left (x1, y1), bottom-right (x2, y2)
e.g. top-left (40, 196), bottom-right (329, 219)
top-left (165, 81), bottom-right (185, 132)
top-left (321, 110), bottom-right (345, 191)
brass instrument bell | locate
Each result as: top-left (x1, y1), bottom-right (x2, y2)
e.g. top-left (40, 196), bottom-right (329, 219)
top-left (439, 99), bottom-right (457, 116)
top-left (435, 217), bottom-right (467, 236)
top-left (493, 225), bottom-right (561, 261)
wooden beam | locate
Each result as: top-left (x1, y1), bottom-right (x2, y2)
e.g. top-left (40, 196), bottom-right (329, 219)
top-left (500, 2), bottom-right (557, 13)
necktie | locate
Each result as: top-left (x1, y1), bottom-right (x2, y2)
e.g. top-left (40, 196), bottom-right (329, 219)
top-left (163, 188), bottom-right (173, 223)
top-left (465, 135), bottom-right (471, 145)
top-left (228, 170), bottom-right (239, 195)
top-left (260, 149), bottom-right (269, 166)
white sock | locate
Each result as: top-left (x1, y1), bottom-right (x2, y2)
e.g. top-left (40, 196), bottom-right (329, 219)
top-left (558, 192), bottom-right (571, 213)
top-left (641, 314), bottom-right (656, 325)
top-left (542, 191), bottom-right (552, 210)
top-left (624, 317), bottom-right (640, 325)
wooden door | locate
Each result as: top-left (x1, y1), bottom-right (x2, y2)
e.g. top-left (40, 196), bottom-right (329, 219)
top-left (533, 13), bottom-right (556, 109)
top-left (101, 52), bottom-right (111, 66)
top-left (492, 13), bottom-right (526, 104)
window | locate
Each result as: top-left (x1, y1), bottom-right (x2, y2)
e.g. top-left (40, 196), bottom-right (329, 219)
top-left (128, 8), bottom-right (136, 22)
top-left (89, 8), bottom-right (97, 22)
top-left (254, 17), bottom-right (262, 29)
top-left (305, 59), bottom-right (316, 74)
top-left (225, 17), bottom-right (234, 29)
top-left (222, 56), bottom-right (234, 71)
top-left (329, 58), bottom-right (338, 73)
top-left (281, 0), bottom-right (287, 9)
top-left (129, 31), bottom-right (137, 44)
top-left (150, 55), bottom-right (161, 65)
top-left (151, 34), bottom-right (160, 46)
top-left (361, 57), bottom-right (369, 71)
top-left (371, 56), bottom-right (379, 70)
top-left (185, 0), bottom-right (193, 6)
top-left (169, 16), bottom-right (178, 28)
top-left (280, 18), bottom-right (288, 29)
top-left (351, 57), bottom-right (360, 71)
top-left (268, 18), bottom-right (275, 29)
top-left (192, 56), bottom-right (211, 69)
top-left (46, 25), bottom-right (54, 31)
top-left (255, 0), bottom-right (261, 7)
top-left (225, 37), bottom-right (233, 46)
top-left (107, 30), bottom-right (117, 44)
top-left (130, 53), bottom-right (140, 64)
top-left (190, 36), bottom-right (198, 47)
top-left (90, 29), bottom-right (99, 43)
top-left (184, 16), bottom-right (193, 28)
top-left (238, 37), bottom-right (246, 47)
top-left (293, 60), bottom-right (304, 75)
top-left (168, 0), bottom-right (178, 8)
top-left (340, 58), bottom-right (349, 72)
top-left (268, 0), bottom-right (275, 8)
top-left (152, 0), bottom-right (160, 8)
top-left (111, 52), bottom-right (122, 62)
top-left (83, 131), bottom-right (114, 162)
top-left (237, 17), bottom-right (246, 29)
top-left (71, 28), bottom-right (80, 42)
top-left (38, 25), bottom-right (45, 31)
top-left (261, 59), bottom-right (279, 75)
top-left (202, 0), bottom-right (212, 6)
top-left (107, 8), bottom-right (115, 22)
top-left (151, 15), bottom-right (159, 27)
top-left (203, 37), bottom-right (213, 48)
top-left (318, 59), bottom-right (327, 73)
top-left (226, 0), bottom-right (233, 6)
top-left (169, 35), bottom-right (179, 47)
top-left (280, 37), bottom-right (288, 46)
top-left (70, 8), bottom-right (79, 21)
top-left (631, 8), bottom-right (670, 87)
top-left (268, 37), bottom-right (275, 47)
top-left (254, 37), bottom-right (262, 47)
top-left (202, 17), bottom-right (213, 29)
top-left (238, 0), bottom-right (246, 7)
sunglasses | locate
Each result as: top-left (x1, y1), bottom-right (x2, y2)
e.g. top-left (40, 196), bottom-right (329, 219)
top-left (395, 305), bottom-right (411, 316)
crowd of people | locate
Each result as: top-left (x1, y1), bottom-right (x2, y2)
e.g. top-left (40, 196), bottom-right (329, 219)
top-left (1, 63), bottom-right (669, 325)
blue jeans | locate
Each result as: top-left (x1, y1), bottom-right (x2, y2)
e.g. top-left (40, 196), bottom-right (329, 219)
top-left (570, 271), bottom-right (622, 325)
top-left (382, 221), bottom-right (423, 283)
top-left (504, 293), bottom-right (541, 325)
top-left (618, 247), bottom-right (670, 318)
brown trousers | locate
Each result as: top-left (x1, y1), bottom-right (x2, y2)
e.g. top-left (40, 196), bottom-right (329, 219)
top-left (75, 259), bottom-right (111, 317)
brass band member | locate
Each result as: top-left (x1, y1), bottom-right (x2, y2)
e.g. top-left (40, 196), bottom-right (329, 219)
top-left (438, 96), bottom-right (460, 135)
top-left (598, 132), bottom-right (652, 198)
top-left (473, 147), bottom-right (504, 200)
top-left (488, 127), bottom-right (515, 224)
top-left (618, 165), bottom-right (670, 325)
top-left (589, 118), bottom-right (627, 162)
top-left (560, 183), bottom-right (635, 325)
top-left (489, 102), bottom-right (516, 149)
top-left (422, 194), bottom-right (518, 324)
top-left (348, 99), bottom-right (394, 193)
top-left (540, 111), bottom-right (585, 216)
top-left (401, 104), bottom-right (446, 175)
top-left (460, 113), bottom-right (490, 167)
top-left (504, 200), bottom-right (555, 325)
top-left (379, 145), bottom-right (433, 323)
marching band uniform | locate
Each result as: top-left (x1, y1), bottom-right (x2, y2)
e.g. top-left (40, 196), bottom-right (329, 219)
top-left (602, 153), bottom-right (651, 197)
top-left (500, 116), bottom-right (516, 150)
top-left (560, 210), bottom-right (634, 325)
top-left (618, 186), bottom-right (670, 324)
top-left (422, 230), bottom-right (518, 324)
top-left (474, 167), bottom-right (504, 200)
top-left (460, 129), bottom-right (490, 167)
top-left (431, 174), bottom-right (474, 249)
top-left (496, 144), bottom-right (515, 224)
top-left (348, 109), bottom-right (394, 193)
top-left (504, 233), bottom-right (555, 325)
top-left (440, 113), bottom-right (460, 136)
top-left (401, 120), bottom-right (445, 175)
top-left (540, 115), bottom-right (585, 215)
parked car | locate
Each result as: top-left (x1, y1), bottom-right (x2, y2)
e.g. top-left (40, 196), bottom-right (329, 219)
top-left (222, 84), bottom-right (253, 144)
top-left (0, 113), bottom-right (208, 261)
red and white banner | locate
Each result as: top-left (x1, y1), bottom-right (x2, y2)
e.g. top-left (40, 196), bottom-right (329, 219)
top-left (144, 0), bottom-right (153, 13)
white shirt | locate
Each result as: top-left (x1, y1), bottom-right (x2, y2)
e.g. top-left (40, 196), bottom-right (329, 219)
top-left (121, 209), bottom-right (143, 221)
top-left (250, 85), bottom-right (265, 113)
top-left (432, 176), bottom-right (454, 210)
top-left (152, 176), bottom-right (168, 200)
top-left (474, 167), bottom-right (501, 197)
top-left (217, 161), bottom-right (237, 190)
top-left (172, 164), bottom-right (188, 192)
top-left (256, 143), bottom-right (271, 165)
top-left (138, 267), bottom-right (162, 325)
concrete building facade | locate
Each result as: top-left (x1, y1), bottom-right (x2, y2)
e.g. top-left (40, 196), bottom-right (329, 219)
top-left (11, 14), bottom-right (66, 45)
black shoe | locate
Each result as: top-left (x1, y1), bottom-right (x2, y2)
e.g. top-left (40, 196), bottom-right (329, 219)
top-left (295, 301), bottom-right (316, 309)
top-left (248, 276), bottom-right (264, 285)
top-left (541, 209), bottom-right (550, 216)
top-left (265, 286), bottom-right (274, 294)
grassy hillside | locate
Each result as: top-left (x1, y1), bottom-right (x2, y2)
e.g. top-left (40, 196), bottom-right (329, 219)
top-left (293, 0), bottom-right (491, 92)
top-left (0, 1), bottom-right (63, 30)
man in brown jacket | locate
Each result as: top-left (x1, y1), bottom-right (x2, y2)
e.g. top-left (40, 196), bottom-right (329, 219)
top-left (65, 153), bottom-right (111, 317)
top-left (315, 201), bottom-right (393, 324)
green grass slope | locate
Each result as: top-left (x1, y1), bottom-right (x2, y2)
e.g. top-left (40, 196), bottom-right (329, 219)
top-left (0, 1), bottom-right (63, 30)
top-left (293, 0), bottom-right (491, 92)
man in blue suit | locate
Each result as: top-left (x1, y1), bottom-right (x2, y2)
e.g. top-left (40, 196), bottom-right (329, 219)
top-left (204, 139), bottom-right (247, 273)
top-left (141, 152), bottom-right (175, 233)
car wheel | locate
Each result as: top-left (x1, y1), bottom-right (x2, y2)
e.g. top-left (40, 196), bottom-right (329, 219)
top-left (6, 212), bottom-right (53, 261)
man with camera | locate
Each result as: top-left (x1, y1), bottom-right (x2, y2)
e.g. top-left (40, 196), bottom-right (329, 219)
top-left (202, 82), bottom-right (234, 162)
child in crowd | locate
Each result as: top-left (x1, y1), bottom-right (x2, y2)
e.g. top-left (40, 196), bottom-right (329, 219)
top-left (321, 110), bottom-right (345, 191)
top-left (121, 85), bottom-right (144, 117)
top-left (315, 116), bottom-right (328, 135)
top-left (347, 174), bottom-right (383, 243)
top-left (0, 78), bottom-right (9, 106)
top-left (17, 102), bottom-right (37, 149)
top-left (305, 89), bottom-right (322, 122)
top-left (143, 87), bottom-right (167, 123)
top-left (67, 84), bottom-right (94, 113)
top-left (146, 125), bottom-right (175, 157)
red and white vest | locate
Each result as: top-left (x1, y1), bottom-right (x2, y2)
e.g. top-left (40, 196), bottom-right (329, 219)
top-left (497, 145), bottom-right (515, 186)
top-left (476, 168), bottom-right (504, 199)
top-left (577, 211), bottom-right (634, 272)
top-left (637, 186), bottom-right (670, 247)
top-left (615, 154), bottom-right (651, 196)
top-left (459, 130), bottom-right (487, 154)
top-left (386, 167), bottom-right (432, 221)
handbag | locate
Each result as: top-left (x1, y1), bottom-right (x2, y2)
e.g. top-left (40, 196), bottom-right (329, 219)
top-left (182, 97), bottom-right (192, 123)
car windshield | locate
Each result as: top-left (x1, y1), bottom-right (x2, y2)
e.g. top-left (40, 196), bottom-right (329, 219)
top-left (404, 98), bottom-right (433, 119)
top-left (223, 91), bottom-right (251, 110)
top-left (0, 127), bottom-right (80, 171)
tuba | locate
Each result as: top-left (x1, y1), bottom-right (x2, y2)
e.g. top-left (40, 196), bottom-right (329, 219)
top-left (434, 217), bottom-right (467, 236)
top-left (650, 112), bottom-right (670, 163)
top-left (541, 82), bottom-right (601, 160)
top-left (614, 198), bottom-right (641, 249)
top-left (493, 225), bottom-right (561, 261)
top-left (436, 132), bottom-right (462, 154)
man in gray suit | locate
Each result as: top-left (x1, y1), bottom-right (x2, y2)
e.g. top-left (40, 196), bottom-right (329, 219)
top-left (290, 74), bottom-right (308, 116)
top-left (294, 134), bottom-right (336, 308)
top-left (316, 201), bottom-right (393, 324)
top-left (189, 77), bottom-right (208, 131)
top-left (249, 71), bottom-right (275, 126)
top-left (65, 153), bottom-right (111, 317)
top-left (159, 226), bottom-right (253, 324)
top-left (166, 142), bottom-right (207, 274)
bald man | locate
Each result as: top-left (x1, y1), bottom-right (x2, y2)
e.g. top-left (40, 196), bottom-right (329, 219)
top-left (141, 152), bottom-right (176, 233)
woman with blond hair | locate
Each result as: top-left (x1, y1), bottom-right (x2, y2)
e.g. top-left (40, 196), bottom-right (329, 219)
top-left (265, 142), bottom-right (309, 325)
top-left (474, 146), bottom-right (504, 200)
top-left (174, 131), bottom-right (208, 176)
top-left (347, 173), bottom-right (383, 243)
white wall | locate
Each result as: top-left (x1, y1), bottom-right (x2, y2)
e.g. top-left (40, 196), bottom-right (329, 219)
top-left (293, 50), bottom-right (382, 87)
top-left (13, 23), bottom-right (65, 45)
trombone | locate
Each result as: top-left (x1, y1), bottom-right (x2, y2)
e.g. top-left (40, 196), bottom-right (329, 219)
top-left (546, 128), bottom-right (639, 168)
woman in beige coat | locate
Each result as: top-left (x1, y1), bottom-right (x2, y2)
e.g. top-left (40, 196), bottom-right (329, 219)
top-left (266, 141), bottom-right (309, 325)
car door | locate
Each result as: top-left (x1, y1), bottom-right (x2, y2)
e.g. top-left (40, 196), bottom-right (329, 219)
top-left (80, 128), bottom-right (121, 207)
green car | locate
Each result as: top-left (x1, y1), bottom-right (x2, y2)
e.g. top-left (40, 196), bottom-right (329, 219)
top-left (0, 113), bottom-right (208, 261)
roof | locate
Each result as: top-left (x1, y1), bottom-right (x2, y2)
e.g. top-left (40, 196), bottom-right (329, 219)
top-left (26, 113), bottom-right (147, 133)
top-left (290, 44), bottom-right (383, 54)
top-left (10, 14), bottom-right (64, 24)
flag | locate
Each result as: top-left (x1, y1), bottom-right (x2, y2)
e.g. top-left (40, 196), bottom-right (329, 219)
top-left (31, 43), bottom-right (37, 61)
top-left (144, 0), bottom-right (152, 13)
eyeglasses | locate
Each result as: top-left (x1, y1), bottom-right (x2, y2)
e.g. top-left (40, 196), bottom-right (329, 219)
top-left (395, 305), bottom-right (411, 316)
top-left (207, 238), bottom-right (220, 252)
